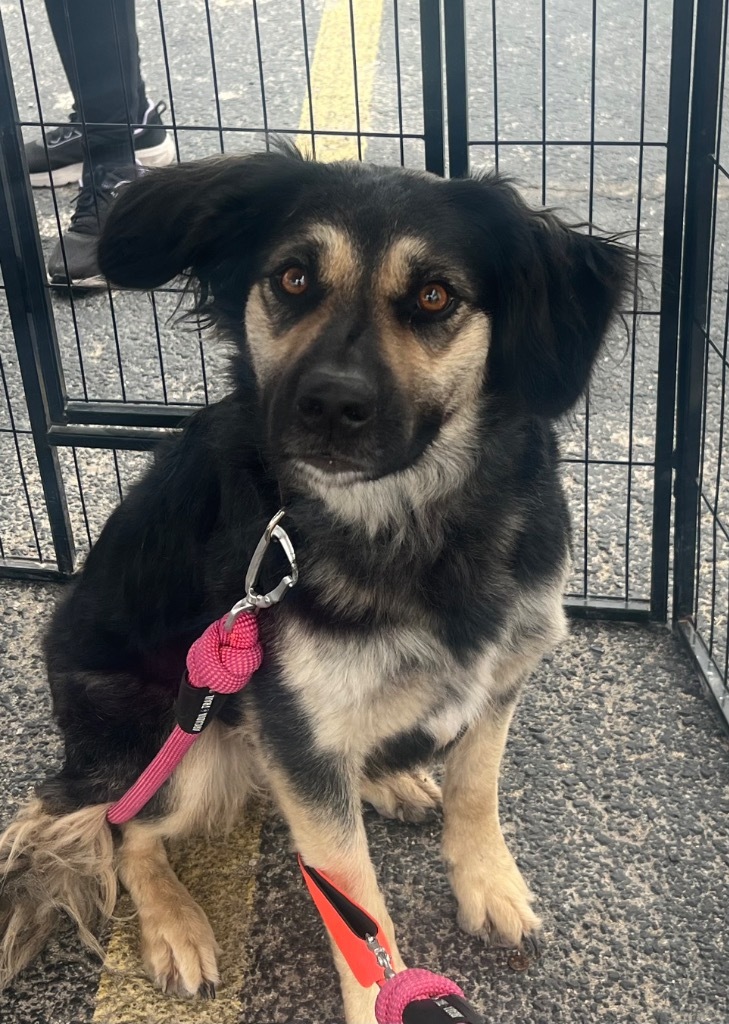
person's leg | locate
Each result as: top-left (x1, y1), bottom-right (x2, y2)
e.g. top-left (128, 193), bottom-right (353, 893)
top-left (38, 0), bottom-right (174, 284)
top-left (44, 0), bottom-right (141, 175)
top-left (26, 1), bottom-right (173, 189)
top-left (40, 1), bottom-right (174, 285)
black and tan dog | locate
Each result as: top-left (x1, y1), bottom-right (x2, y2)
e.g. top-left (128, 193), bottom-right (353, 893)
top-left (0, 147), bottom-right (630, 1022)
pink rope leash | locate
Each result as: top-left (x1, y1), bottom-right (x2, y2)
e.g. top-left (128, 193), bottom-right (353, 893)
top-left (375, 969), bottom-right (467, 1024)
top-left (107, 612), bottom-right (262, 825)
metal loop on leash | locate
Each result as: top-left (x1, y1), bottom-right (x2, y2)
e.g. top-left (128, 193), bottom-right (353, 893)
top-left (225, 509), bottom-right (298, 630)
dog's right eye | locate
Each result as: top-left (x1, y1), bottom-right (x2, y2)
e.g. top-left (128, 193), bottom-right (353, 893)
top-left (276, 265), bottom-right (309, 296)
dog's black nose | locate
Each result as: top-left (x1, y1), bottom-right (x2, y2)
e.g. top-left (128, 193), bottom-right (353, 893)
top-left (295, 367), bottom-right (376, 433)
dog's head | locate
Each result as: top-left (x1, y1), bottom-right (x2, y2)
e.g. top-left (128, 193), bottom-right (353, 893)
top-left (99, 150), bottom-right (631, 494)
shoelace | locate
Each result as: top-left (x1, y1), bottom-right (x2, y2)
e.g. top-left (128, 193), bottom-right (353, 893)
top-left (68, 171), bottom-right (130, 235)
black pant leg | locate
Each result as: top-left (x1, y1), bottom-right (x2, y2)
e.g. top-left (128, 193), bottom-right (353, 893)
top-left (43, 0), bottom-right (145, 174)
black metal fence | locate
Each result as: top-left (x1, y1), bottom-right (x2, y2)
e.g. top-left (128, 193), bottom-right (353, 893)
top-left (1, 0), bottom-right (728, 727)
top-left (673, 0), bottom-right (729, 726)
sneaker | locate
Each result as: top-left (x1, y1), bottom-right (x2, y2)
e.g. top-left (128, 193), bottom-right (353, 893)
top-left (47, 166), bottom-right (137, 289)
top-left (26, 100), bottom-right (175, 188)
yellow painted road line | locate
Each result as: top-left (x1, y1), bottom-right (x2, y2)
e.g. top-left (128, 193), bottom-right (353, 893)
top-left (297, 0), bottom-right (386, 161)
top-left (93, 802), bottom-right (264, 1024)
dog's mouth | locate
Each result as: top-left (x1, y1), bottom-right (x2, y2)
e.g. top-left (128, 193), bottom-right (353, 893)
top-left (301, 454), bottom-right (369, 474)
top-left (285, 453), bottom-right (373, 486)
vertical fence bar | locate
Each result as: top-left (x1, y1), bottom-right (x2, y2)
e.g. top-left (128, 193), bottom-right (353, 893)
top-left (650, 0), bottom-right (697, 621)
top-left (419, 0), bottom-right (445, 175)
top-left (0, 12), bottom-right (68, 427)
top-left (674, 0), bottom-right (725, 622)
top-left (0, 10), bottom-right (75, 574)
top-left (443, 0), bottom-right (469, 177)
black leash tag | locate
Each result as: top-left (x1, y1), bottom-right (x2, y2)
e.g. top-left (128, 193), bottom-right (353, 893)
top-left (175, 672), bottom-right (229, 733)
top-left (402, 995), bottom-right (485, 1024)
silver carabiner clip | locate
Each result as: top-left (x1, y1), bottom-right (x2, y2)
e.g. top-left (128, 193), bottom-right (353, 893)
top-left (224, 509), bottom-right (298, 630)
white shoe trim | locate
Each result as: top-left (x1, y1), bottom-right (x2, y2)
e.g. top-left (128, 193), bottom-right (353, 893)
top-left (136, 133), bottom-right (176, 168)
top-left (48, 271), bottom-right (108, 290)
top-left (134, 99), bottom-right (157, 135)
top-left (29, 162), bottom-right (84, 188)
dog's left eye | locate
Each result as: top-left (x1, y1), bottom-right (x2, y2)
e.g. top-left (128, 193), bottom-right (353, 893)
top-left (417, 283), bottom-right (451, 313)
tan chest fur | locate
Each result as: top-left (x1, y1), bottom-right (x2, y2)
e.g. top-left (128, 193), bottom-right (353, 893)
top-left (271, 568), bottom-right (569, 762)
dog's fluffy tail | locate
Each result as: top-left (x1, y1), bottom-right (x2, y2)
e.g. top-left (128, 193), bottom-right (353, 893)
top-left (0, 798), bottom-right (117, 989)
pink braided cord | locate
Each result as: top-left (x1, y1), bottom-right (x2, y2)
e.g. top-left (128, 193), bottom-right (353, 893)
top-left (375, 968), bottom-right (465, 1024)
top-left (106, 726), bottom-right (197, 824)
top-left (185, 612), bottom-right (262, 693)
top-left (107, 611), bottom-right (261, 825)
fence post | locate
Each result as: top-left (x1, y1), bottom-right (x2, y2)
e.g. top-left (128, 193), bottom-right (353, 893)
top-left (650, 0), bottom-right (698, 621)
top-left (673, 0), bottom-right (725, 623)
top-left (443, 0), bottom-right (469, 177)
top-left (0, 10), bottom-right (75, 574)
top-left (419, 0), bottom-right (445, 176)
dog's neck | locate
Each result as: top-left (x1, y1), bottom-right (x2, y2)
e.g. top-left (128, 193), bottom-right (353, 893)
top-left (273, 411), bottom-right (537, 631)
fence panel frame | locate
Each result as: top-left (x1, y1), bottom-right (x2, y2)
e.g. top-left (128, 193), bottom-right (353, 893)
top-left (672, 0), bottom-right (729, 731)
top-left (0, 12), bottom-right (73, 576)
top-left (674, 0), bottom-right (725, 623)
top-left (650, 0), bottom-right (698, 623)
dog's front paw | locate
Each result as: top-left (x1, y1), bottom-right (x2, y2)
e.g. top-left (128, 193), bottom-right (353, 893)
top-left (447, 843), bottom-right (541, 948)
top-left (362, 770), bottom-right (442, 823)
top-left (139, 898), bottom-right (220, 999)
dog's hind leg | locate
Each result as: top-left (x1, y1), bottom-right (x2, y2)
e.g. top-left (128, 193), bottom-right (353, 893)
top-left (361, 769), bottom-right (441, 822)
top-left (117, 823), bottom-right (220, 998)
top-left (267, 762), bottom-right (405, 1024)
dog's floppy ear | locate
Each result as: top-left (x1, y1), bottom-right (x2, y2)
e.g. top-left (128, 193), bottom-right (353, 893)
top-left (454, 176), bottom-right (633, 417)
top-left (97, 152), bottom-right (310, 290)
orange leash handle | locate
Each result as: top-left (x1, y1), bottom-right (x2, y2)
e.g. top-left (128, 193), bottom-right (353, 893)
top-left (298, 856), bottom-right (486, 1024)
top-left (298, 856), bottom-right (395, 989)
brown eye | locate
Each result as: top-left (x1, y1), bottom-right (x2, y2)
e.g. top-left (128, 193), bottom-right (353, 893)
top-left (417, 282), bottom-right (450, 313)
top-left (280, 266), bottom-right (309, 295)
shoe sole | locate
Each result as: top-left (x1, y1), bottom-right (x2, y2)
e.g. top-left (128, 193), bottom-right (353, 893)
top-left (30, 133), bottom-right (176, 188)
